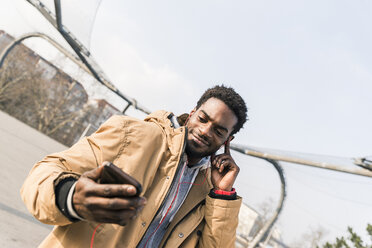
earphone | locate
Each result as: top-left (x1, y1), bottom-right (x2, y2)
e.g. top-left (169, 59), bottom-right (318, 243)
top-left (184, 110), bottom-right (194, 125)
top-left (90, 160), bottom-right (209, 248)
top-left (142, 160), bottom-right (208, 247)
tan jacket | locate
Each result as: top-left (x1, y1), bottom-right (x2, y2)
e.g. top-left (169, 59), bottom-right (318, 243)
top-left (21, 110), bottom-right (242, 247)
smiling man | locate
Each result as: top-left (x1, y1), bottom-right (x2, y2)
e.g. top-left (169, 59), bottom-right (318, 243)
top-left (21, 85), bottom-right (248, 248)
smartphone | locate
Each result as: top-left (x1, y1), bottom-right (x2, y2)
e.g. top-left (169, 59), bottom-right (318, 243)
top-left (99, 162), bottom-right (142, 196)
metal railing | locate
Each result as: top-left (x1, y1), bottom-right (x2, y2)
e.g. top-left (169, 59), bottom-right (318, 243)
top-left (25, 0), bottom-right (150, 115)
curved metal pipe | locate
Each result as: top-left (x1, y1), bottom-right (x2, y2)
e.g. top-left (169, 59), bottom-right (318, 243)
top-left (0, 32), bottom-right (89, 74)
top-left (25, 0), bottom-right (151, 114)
top-left (230, 144), bottom-right (287, 248)
top-left (249, 159), bottom-right (286, 248)
top-left (0, 31), bottom-right (150, 115)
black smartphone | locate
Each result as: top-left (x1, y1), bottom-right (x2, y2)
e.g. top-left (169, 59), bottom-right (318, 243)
top-left (99, 162), bottom-right (142, 196)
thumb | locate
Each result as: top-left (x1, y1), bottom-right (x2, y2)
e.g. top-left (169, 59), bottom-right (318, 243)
top-left (84, 163), bottom-right (106, 181)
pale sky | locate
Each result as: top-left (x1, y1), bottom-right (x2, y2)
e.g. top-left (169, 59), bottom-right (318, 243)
top-left (1, 0), bottom-right (372, 245)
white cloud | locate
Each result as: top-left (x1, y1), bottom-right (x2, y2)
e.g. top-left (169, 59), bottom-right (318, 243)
top-left (92, 36), bottom-right (199, 116)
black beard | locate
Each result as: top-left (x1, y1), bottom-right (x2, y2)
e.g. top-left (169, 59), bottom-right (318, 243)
top-left (185, 138), bottom-right (219, 159)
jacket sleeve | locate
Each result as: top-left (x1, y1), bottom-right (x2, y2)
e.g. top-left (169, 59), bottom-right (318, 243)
top-left (198, 195), bottom-right (242, 248)
top-left (20, 115), bottom-right (132, 226)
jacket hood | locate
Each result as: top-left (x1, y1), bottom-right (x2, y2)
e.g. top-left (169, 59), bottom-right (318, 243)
top-left (144, 110), bottom-right (189, 128)
top-left (144, 110), bottom-right (174, 128)
top-left (144, 110), bottom-right (187, 157)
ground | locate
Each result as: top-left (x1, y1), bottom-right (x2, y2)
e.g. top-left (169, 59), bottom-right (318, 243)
top-left (0, 110), bottom-right (66, 247)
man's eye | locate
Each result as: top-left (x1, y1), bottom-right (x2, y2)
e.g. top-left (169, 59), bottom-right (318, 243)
top-left (215, 129), bottom-right (223, 137)
top-left (198, 117), bottom-right (207, 123)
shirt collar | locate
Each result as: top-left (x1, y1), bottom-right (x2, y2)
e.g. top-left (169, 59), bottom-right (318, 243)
top-left (188, 156), bottom-right (210, 170)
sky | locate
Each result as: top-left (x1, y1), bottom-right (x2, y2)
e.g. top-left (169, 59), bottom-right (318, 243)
top-left (1, 0), bottom-right (372, 245)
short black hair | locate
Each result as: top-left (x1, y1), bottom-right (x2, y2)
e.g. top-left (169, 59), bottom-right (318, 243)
top-left (196, 85), bottom-right (248, 135)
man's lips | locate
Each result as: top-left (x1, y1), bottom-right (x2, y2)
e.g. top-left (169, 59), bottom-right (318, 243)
top-left (191, 133), bottom-right (209, 147)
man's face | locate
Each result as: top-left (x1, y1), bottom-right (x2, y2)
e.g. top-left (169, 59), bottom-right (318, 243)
top-left (185, 97), bottom-right (238, 160)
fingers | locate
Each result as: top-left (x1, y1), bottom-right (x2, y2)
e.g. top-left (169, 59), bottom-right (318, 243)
top-left (79, 195), bottom-right (147, 211)
top-left (79, 168), bottom-right (138, 197)
top-left (73, 168), bottom-right (147, 224)
top-left (74, 194), bottom-right (146, 225)
top-left (76, 180), bottom-right (138, 200)
top-left (73, 179), bottom-right (147, 224)
top-left (84, 166), bottom-right (105, 181)
top-left (211, 154), bottom-right (232, 173)
top-left (224, 136), bottom-right (232, 155)
top-left (210, 139), bottom-right (240, 191)
top-left (89, 183), bottom-right (138, 197)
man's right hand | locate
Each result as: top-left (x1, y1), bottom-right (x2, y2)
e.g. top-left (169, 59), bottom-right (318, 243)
top-left (73, 166), bottom-right (146, 226)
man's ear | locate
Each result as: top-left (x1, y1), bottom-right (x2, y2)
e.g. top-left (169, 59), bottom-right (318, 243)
top-left (185, 109), bottom-right (196, 125)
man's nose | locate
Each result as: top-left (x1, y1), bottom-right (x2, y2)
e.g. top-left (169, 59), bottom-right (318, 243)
top-left (199, 123), bottom-right (212, 138)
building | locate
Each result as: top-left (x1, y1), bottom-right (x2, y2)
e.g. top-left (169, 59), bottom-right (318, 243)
top-left (0, 30), bottom-right (120, 146)
top-left (236, 203), bottom-right (286, 248)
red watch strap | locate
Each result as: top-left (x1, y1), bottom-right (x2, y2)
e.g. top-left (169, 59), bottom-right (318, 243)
top-left (213, 188), bottom-right (236, 196)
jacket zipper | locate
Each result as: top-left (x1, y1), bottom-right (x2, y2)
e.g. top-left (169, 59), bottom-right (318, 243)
top-left (136, 126), bottom-right (188, 247)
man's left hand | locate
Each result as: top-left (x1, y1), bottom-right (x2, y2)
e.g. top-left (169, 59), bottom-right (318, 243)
top-left (210, 137), bottom-right (240, 191)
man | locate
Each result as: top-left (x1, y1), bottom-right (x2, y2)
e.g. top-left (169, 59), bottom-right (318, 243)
top-left (21, 85), bottom-right (248, 247)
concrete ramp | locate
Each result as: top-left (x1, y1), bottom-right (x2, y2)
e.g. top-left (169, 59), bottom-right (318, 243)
top-left (0, 110), bottom-right (67, 247)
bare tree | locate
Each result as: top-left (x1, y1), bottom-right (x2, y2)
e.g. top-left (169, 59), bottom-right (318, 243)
top-left (256, 197), bottom-right (275, 230)
top-left (0, 45), bottom-right (89, 146)
top-left (30, 79), bottom-right (79, 135)
top-left (291, 225), bottom-right (329, 248)
top-left (0, 49), bottom-right (32, 104)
